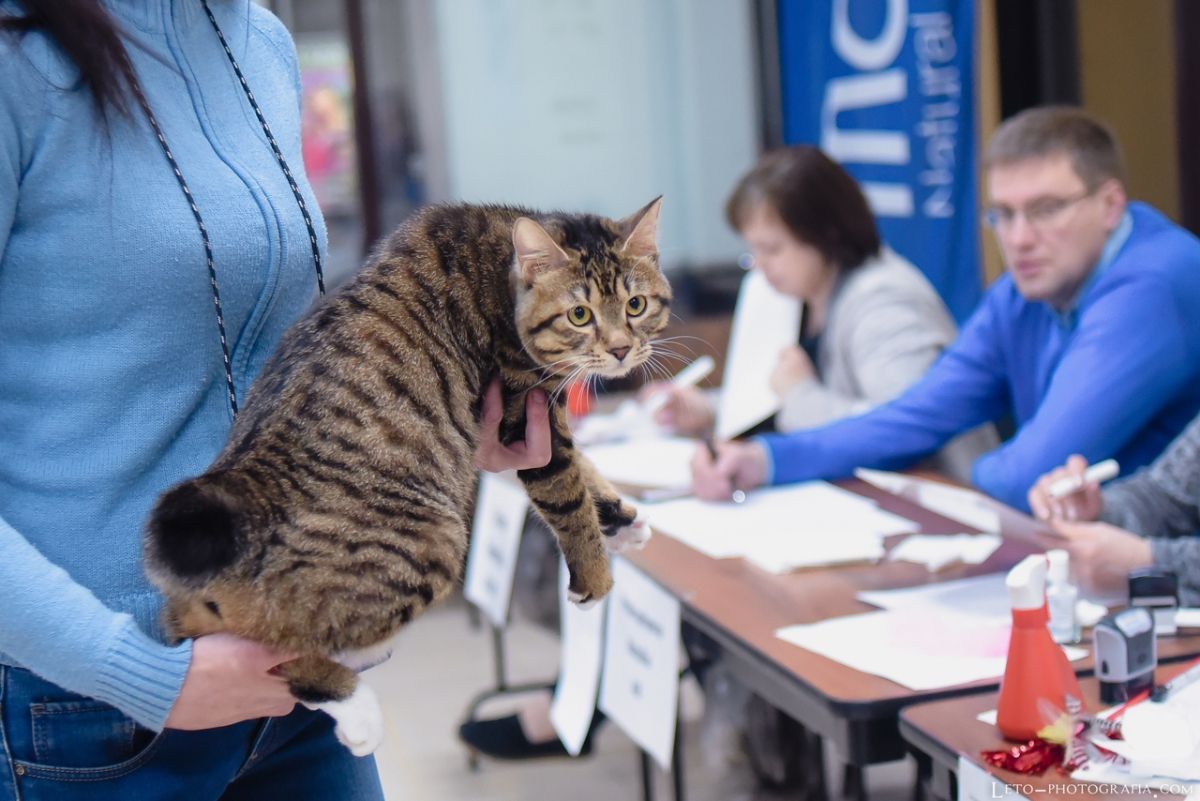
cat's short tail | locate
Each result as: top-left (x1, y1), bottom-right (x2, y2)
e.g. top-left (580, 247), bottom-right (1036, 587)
top-left (145, 472), bottom-right (248, 586)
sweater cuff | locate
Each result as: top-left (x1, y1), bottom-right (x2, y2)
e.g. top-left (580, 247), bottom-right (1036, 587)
top-left (92, 619), bottom-right (193, 731)
top-left (752, 436), bottom-right (775, 485)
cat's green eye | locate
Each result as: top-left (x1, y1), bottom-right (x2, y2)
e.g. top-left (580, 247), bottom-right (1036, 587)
top-left (567, 305), bottom-right (592, 326)
top-left (626, 295), bottom-right (647, 317)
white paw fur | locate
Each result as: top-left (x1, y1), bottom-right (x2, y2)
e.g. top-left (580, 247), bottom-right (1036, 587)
top-left (567, 589), bottom-right (600, 610)
top-left (605, 515), bottom-right (652, 553)
top-left (303, 682), bottom-right (385, 756)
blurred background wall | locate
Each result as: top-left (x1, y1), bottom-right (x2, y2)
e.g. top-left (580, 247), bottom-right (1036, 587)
top-left (262, 0), bottom-right (1195, 316)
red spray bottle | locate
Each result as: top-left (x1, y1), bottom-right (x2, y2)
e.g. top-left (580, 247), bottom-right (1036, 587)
top-left (996, 554), bottom-right (1085, 741)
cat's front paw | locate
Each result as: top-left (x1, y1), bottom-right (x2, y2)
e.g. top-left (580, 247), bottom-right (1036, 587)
top-left (303, 682), bottom-right (385, 756)
top-left (604, 515), bottom-right (652, 553)
top-left (566, 562), bottom-right (613, 608)
top-left (566, 588), bottom-right (601, 610)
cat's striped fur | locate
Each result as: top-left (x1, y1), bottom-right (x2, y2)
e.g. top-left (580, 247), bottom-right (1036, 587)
top-left (144, 199), bottom-right (670, 753)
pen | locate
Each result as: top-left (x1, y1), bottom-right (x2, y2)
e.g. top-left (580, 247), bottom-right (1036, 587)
top-left (643, 355), bottom-right (715, 415)
top-left (1151, 657), bottom-right (1200, 702)
top-left (1047, 458), bottom-right (1119, 499)
top-left (704, 436), bottom-right (745, 504)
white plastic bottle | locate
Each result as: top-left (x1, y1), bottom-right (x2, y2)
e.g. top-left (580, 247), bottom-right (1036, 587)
top-left (1046, 549), bottom-right (1080, 644)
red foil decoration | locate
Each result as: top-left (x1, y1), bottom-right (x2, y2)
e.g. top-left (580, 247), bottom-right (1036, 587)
top-left (981, 739), bottom-right (1064, 775)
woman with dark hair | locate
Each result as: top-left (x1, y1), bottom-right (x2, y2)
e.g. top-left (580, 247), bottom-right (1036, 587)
top-left (0, 2), bottom-right (548, 798)
top-left (652, 145), bottom-right (996, 479)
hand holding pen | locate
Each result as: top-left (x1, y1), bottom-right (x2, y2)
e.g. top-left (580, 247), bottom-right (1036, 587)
top-left (690, 437), bottom-right (768, 503)
top-left (1028, 455), bottom-right (1118, 522)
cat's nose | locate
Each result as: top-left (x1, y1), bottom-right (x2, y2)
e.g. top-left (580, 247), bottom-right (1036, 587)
top-left (608, 346), bottom-right (631, 362)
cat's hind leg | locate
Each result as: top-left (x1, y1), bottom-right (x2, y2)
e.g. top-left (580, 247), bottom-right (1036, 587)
top-left (281, 655), bottom-right (385, 756)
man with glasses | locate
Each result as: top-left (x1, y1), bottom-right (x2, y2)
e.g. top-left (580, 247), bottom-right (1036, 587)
top-left (693, 106), bottom-right (1200, 511)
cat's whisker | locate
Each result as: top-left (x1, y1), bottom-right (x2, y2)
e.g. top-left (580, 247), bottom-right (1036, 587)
top-left (643, 354), bottom-right (675, 384)
top-left (647, 345), bottom-right (691, 368)
top-left (549, 363), bottom-right (589, 407)
top-left (652, 334), bottom-right (710, 354)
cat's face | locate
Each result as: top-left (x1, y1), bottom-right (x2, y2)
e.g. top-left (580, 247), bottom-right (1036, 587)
top-left (512, 198), bottom-right (671, 381)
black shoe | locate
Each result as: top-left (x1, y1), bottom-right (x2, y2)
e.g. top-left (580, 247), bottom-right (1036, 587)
top-left (458, 709), bottom-right (606, 761)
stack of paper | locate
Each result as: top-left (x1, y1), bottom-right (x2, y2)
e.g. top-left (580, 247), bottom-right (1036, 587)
top-left (1075, 677), bottom-right (1200, 787)
top-left (641, 482), bottom-right (917, 572)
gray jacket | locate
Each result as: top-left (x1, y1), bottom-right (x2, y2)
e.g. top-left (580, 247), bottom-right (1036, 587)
top-left (1101, 412), bottom-right (1200, 605)
top-left (775, 247), bottom-right (998, 483)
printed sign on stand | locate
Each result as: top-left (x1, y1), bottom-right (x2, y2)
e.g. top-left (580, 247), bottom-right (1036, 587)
top-left (550, 557), bottom-right (608, 756)
top-left (463, 473), bottom-right (529, 628)
top-left (598, 556), bottom-right (682, 769)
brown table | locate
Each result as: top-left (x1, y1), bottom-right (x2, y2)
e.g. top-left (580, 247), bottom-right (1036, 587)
top-left (625, 479), bottom-right (1200, 800)
top-left (901, 667), bottom-right (1193, 801)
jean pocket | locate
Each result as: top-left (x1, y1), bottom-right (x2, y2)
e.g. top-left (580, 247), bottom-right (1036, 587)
top-left (27, 701), bottom-right (158, 772)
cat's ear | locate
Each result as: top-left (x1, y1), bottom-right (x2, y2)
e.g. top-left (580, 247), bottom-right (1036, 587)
top-left (513, 217), bottom-right (570, 285)
top-left (618, 196), bottom-right (663, 262)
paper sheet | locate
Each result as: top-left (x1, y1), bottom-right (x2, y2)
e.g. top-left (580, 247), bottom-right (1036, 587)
top-left (641, 482), bottom-right (916, 569)
top-left (886, 533), bottom-right (1002, 572)
top-left (776, 608), bottom-right (1087, 690)
top-left (550, 557), bottom-right (608, 756)
top-left (714, 270), bottom-right (802, 440)
top-left (855, 468), bottom-right (1001, 534)
top-left (582, 436), bottom-right (698, 493)
top-left (857, 572), bottom-right (1012, 622)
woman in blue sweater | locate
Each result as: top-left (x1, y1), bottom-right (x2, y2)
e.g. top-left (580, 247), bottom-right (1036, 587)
top-left (0, 2), bottom-right (548, 798)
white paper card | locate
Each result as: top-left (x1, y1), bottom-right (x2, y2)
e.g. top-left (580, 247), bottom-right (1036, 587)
top-left (599, 557), bottom-right (682, 769)
top-left (958, 756), bottom-right (1025, 801)
top-left (462, 473), bottom-right (530, 628)
top-left (583, 436), bottom-right (698, 493)
top-left (714, 270), bottom-right (802, 440)
top-left (550, 557), bottom-right (608, 756)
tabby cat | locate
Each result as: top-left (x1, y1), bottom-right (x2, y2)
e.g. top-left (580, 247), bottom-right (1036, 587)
top-left (144, 198), bottom-right (671, 755)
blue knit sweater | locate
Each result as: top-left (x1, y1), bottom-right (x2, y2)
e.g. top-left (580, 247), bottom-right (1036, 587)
top-left (761, 202), bottom-right (1200, 511)
top-left (0, 0), bottom-right (325, 730)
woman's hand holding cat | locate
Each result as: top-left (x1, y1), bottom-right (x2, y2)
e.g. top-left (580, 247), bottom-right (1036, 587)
top-left (474, 378), bottom-right (552, 472)
top-left (690, 439), bottom-right (768, 502)
top-left (164, 632), bottom-right (297, 730)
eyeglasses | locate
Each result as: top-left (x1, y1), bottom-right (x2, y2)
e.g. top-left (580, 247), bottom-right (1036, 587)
top-left (981, 188), bottom-right (1095, 231)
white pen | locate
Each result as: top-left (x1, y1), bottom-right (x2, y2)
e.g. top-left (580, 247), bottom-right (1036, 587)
top-left (643, 354), bottom-right (715, 415)
top-left (1047, 458), bottom-right (1120, 498)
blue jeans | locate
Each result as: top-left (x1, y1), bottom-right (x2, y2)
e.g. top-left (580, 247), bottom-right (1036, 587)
top-left (0, 666), bottom-right (385, 801)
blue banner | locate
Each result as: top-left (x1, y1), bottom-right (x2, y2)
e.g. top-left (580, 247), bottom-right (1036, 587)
top-left (778, 0), bottom-right (980, 321)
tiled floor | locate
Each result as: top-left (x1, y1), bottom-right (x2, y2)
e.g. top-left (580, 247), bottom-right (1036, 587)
top-left (362, 595), bottom-right (917, 800)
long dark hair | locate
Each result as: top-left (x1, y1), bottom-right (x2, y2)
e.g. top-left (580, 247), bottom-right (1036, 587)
top-left (1, 0), bottom-right (139, 116)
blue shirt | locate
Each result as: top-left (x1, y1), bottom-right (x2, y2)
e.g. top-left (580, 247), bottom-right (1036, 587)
top-left (760, 202), bottom-right (1200, 511)
top-left (0, 0), bottom-right (325, 729)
